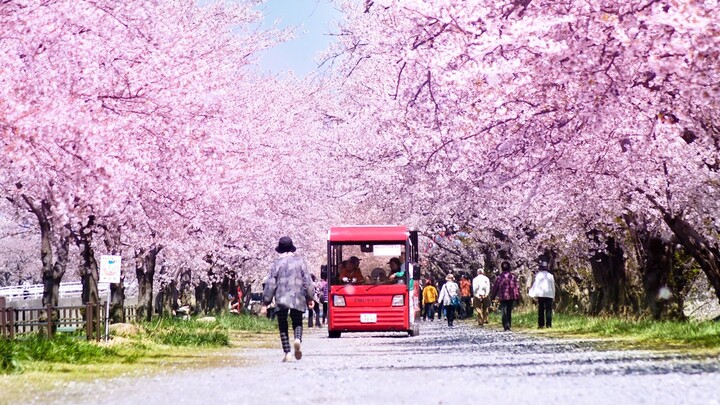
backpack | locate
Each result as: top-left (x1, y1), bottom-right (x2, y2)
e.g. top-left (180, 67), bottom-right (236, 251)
top-left (446, 284), bottom-right (461, 307)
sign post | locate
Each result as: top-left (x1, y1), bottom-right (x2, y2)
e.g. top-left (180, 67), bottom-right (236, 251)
top-left (99, 255), bottom-right (121, 342)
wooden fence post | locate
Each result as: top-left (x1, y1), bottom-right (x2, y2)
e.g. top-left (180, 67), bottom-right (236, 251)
top-left (46, 304), bottom-right (54, 338)
top-left (0, 296), bottom-right (5, 338)
top-left (85, 303), bottom-right (93, 341)
top-left (95, 303), bottom-right (102, 342)
top-left (8, 306), bottom-right (14, 340)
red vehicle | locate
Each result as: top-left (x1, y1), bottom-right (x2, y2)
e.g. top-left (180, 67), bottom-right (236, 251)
top-left (327, 226), bottom-right (421, 338)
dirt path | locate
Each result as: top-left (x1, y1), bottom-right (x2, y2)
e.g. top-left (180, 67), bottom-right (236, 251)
top-left (43, 322), bottom-right (720, 404)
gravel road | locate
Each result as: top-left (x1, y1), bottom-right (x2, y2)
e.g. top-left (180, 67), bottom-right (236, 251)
top-left (47, 321), bottom-right (720, 405)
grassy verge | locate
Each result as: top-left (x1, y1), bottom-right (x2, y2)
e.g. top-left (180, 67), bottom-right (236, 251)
top-left (488, 309), bottom-right (720, 352)
top-left (0, 314), bottom-right (276, 403)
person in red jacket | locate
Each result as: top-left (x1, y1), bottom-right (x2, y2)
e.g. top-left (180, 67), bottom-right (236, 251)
top-left (459, 275), bottom-right (472, 319)
top-left (490, 261), bottom-right (520, 331)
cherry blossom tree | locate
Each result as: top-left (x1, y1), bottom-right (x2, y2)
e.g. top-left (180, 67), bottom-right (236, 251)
top-left (326, 0), bottom-right (720, 311)
top-left (0, 0), bottom-right (289, 312)
top-left (3, 0), bottom-right (718, 323)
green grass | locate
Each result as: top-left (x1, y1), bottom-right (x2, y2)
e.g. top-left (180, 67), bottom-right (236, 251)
top-left (0, 314), bottom-right (275, 375)
top-left (489, 309), bottom-right (720, 350)
top-left (0, 314), bottom-right (277, 403)
top-left (139, 314), bottom-right (276, 347)
top-left (216, 313), bottom-right (277, 333)
top-left (140, 317), bottom-right (230, 347)
top-left (1, 334), bottom-right (122, 374)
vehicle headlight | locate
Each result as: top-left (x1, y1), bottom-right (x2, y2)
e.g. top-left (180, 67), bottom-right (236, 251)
top-left (333, 295), bottom-right (346, 307)
top-left (391, 295), bottom-right (404, 307)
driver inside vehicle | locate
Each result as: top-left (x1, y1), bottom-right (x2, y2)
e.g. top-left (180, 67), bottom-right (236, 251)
top-left (339, 256), bottom-right (365, 284)
top-left (387, 257), bottom-right (405, 284)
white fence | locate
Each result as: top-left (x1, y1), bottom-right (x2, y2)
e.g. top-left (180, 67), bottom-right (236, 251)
top-left (0, 281), bottom-right (112, 302)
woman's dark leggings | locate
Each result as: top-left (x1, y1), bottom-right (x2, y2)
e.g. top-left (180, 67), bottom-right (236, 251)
top-left (445, 304), bottom-right (455, 326)
top-left (322, 301), bottom-right (328, 324)
top-left (276, 307), bottom-right (303, 353)
top-left (538, 297), bottom-right (553, 328)
top-left (500, 300), bottom-right (514, 331)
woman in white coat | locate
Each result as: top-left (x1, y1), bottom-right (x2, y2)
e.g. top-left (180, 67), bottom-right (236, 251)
top-left (529, 261), bottom-right (556, 328)
top-left (438, 274), bottom-right (460, 327)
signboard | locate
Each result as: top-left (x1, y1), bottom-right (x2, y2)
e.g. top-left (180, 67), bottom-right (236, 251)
top-left (99, 255), bottom-right (122, 284)
top-left (373, 245), bottom-right (402, 257)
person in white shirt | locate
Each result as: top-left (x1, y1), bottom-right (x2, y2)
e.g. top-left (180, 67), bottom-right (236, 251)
top-left (437, 274), bottom-right (460, 327)
top-left (528, 261), bottom-right (556, 328)
top-left (472, 266), bottom-right (491, 326)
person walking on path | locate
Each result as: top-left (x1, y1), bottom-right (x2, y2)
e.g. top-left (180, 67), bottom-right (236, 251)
top-left (459, 275), bottom-right (472, 319)
top-left (528, 261), bottom-right (556, 328)
top-left (308, 274), bottom-right (322, 328)
top-left (319, 270), bottom-right (329, 325)
top-left (262, 236), bottom-right (315, 362)
top-left (472, 266), bottom-right (491, 326)
top-left (436, 276), bottom-right (446, 320)
top-left (438, 274), bottom-right (460, 327)
top-left (422, 279), bottom-right (438, 321)
top-left (490, 261), bottom-right (520, 331)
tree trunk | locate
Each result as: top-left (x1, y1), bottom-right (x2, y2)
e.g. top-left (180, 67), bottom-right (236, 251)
top-left (161, 280), bottom-right (177, 316)
top-left (136, 247), bottom-right (159, 322)
top-left (207, 283), bottom-right (219, 314)
top-left (624, 212), bottom-right (696, 320)
top-left (643, 236), bottom-right (676, 319)
top-left (241, 280), bottom-right (252, 310)
top-left (195, 280), bottom-right (209, 315)
top-left (42, 234), bottom-right (70, 307)
top-left (110, 280), bottom-right (126, 323)
top-left (588, 234), bottom-right (638, 315)
top-left (79, 235), bottom-right (100, 306)
top-left (662, 214), bottom-right (720, 304)
top-left (213, 276), bottom-right (231, 314)
top-left (178, 269), bottom-right (194, 311)
top-left (22, 196), bottom-right (68, 307)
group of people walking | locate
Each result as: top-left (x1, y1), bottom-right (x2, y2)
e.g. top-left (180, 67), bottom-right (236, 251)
top-left (262, 235), bottom-right (557, 362)
top-left (421, 260), bottom-right (556, 331)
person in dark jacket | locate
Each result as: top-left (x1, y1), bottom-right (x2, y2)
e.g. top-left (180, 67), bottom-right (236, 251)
top-left (490, 261), bottom-right (520, 331)
top-left (308, 274), bottom-right (321, 328)
top-left (262, 236), bottom-right (315, 362)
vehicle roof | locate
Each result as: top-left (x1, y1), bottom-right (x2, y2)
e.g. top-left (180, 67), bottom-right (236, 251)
top-left (328, 225), bottom-right (408, 242)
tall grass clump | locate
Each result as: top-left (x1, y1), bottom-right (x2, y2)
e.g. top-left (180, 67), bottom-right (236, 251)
top-left (142, 317), bottom-right (229, 347)
top-left (15, 334), bottom-right (118, 363)
top-left (1, 338), bottom-right (21, 373)
top-left (1, 334), bottom-right (120, 374)
top-left (217, 314), bottom-right (276, 333)
top-left (140, 314), bottom-right (274, 347)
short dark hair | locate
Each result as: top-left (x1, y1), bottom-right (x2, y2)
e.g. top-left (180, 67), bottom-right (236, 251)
top-left (501, 261), bottom-right (511, 272)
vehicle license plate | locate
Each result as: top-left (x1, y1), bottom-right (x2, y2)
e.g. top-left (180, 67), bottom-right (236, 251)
top-left (360, 313), bottom-right (377, 323)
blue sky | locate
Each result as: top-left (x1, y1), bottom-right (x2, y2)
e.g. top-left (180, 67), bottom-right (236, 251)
top-left (254, 0), bottom-right (342, 76)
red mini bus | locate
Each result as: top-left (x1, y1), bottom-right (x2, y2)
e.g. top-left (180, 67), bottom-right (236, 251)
top-left (327, 226), bottom-right (421, 338)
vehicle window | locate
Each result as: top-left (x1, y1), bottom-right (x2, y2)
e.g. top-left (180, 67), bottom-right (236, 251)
top-left (332, 244), bottom-right (406, 285)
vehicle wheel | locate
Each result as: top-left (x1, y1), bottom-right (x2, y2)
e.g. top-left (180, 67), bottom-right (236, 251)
top-left (408, 324), bottom-right (419, 337)
top-left (328, 331), bottom-right (341, 338)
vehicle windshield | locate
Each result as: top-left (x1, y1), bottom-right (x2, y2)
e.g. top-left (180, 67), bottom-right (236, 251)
top-left (330, 244), bottom-right (407, 286)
